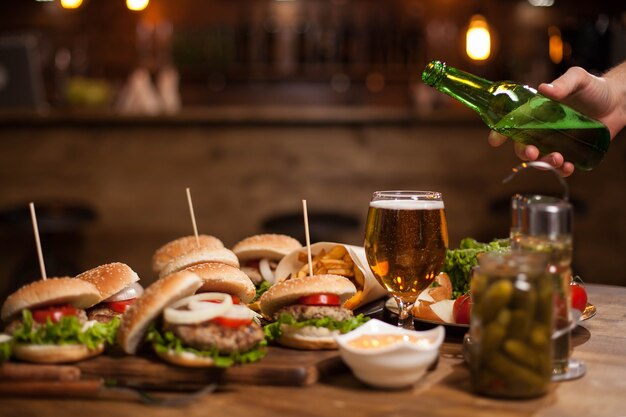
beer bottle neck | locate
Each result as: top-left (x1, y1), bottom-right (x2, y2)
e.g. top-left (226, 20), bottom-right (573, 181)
top-left (422, 61), bottom-right (494, 118)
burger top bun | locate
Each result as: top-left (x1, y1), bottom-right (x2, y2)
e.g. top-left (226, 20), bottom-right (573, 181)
top-left (152, 235), bottom-right (224, 273)
top-left (259, 274), bottom-right (356, 319)
top-left (1, 278), bottom-right (101, 322)
top-left (159, 247), bottom-right (239, 278)
top-left (232, 234), bottom-right (302, 262)
top-left (118, 271), bottom-right (202, 355)
top-left (76, 262), bottom-right (140, 301)
top-left (183, 262), bottom-right (256, 304)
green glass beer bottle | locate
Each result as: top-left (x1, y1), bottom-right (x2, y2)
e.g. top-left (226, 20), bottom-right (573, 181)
top-left (422, 60), bottom-right (610, 171)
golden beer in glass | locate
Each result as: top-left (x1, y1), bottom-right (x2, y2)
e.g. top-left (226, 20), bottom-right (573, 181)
top-left (365, 191), bottom-right (448, 328)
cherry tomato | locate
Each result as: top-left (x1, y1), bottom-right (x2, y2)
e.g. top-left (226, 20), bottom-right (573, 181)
top-left (32, 304), bottom-right (78, 324)
top-left (453, 294), bottom-right (472, 325)
top-left (570, 281), bottom-right (588, 313)
top-left (106, 298), bottom-right (136, 314)
top-left (297, 294), bottom-right (341, 306)
top-left (211, 316), bottom-right (252, 328)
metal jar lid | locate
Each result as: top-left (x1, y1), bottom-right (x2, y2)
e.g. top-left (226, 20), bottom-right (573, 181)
top-left (515, 196), bottom-right (572, 238)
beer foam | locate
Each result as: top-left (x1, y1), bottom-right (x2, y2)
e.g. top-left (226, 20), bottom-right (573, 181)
top-left (370, 199), bottom-right (444, 210)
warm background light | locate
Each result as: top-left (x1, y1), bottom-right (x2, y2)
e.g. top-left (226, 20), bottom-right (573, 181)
top-left (548, 26), bottom-right (563, 64)
top-left (466, 15), bottom-right (491, 61)
top-left (60, 0), bottom-right (82, 9)
top-left (127, 0), bottom-right (149, 11)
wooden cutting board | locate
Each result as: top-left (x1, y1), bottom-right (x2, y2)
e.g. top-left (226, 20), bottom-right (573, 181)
top-left (75, 347), bottom-right (345, 389)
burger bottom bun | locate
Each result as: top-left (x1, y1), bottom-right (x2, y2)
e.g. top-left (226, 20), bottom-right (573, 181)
top-left (156, 348), bottom-right (215, 367)
top-left (277, 324), bottom-right (339, 350)
top-left (13, 343), bottom-right (104, 363)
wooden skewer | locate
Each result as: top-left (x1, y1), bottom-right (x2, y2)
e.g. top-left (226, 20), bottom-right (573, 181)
top-left (29, 202), bottom-right (47, 280)
top-left (186, 188), bottom-right (200, 248)
top-left (302, 200), bottom-right (313, 277)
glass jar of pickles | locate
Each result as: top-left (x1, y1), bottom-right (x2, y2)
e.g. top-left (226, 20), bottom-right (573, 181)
top-left (470, 252), bottom-right (552, 398)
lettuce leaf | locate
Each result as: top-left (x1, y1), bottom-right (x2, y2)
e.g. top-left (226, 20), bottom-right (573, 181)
top-left (0, 340), bottom-right (11, 363)
top-left (11, 310), bottom-right (119, 350)
top-left (146, 326), bottom-right (267, 368)
top-left (443, 237), bottom-right (510, 298)
top-left (264, 313), bottom-right (369, 341)
top-left (253, 281), bottom-right (271, 303)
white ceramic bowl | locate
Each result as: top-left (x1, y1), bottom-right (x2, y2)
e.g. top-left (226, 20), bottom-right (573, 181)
top-left (335, 319), bottom-right (445, 389)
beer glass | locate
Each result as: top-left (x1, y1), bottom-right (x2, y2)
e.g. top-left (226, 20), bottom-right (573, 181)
top-left (364, 191), bottom-right (448, 329)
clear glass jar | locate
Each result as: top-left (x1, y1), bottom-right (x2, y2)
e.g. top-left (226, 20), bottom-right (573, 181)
top-left (470, 252), bottom-right (552, 398)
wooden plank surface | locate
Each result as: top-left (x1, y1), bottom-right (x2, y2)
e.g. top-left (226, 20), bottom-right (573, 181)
top-left (76, 347), bottom-right (343, 388)
top-left (0, 284), bottom-right (624, 417)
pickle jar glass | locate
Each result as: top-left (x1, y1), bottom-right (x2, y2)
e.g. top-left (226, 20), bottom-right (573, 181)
top-left (470, 252), bottom-right (552, 398)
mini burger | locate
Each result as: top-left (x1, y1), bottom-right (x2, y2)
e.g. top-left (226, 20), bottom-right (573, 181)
top-left (152, 235), bottom-right (224, 275)
top-left (232, 234), bottom-right (302, 298)
top-left (1, 278), bottom-right (118, 363)
top-left (158, 247), bottom-right (239, 279)
top-left (260, 274), bottom-right (369, 350)
top-left (76, 262), bottom-right (143, 322)
top-left (118, 271), bottom-right (266, 367)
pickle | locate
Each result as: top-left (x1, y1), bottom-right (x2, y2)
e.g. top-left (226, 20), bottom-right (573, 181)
top-left (529, 325), bottom-right (550, 348)
top-left (480, 319), bottom-right (507, 356)
top-left (503, 340), bottom-right (541, 370)
top-left (487, 352), bottom-right (547, 391)
top-left (512, 284), bottom-right (537, 312)
top-left (481, 280), bottom-right (514, 323)
top-left (508, 309), bottom-right (531, 340)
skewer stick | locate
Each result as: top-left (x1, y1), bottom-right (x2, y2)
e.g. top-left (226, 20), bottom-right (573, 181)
top-left (186, 187), bottom-right (200, 247)
top-left (302, 200), bottom-right (314, 277)
top-left (29, 202), bottom-right (47, 280)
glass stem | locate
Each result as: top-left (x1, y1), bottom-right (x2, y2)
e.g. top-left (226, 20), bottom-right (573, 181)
top-left (395, 297), bottom-right (414, 330)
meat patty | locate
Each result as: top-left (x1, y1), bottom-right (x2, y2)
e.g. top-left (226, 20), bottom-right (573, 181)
top-left (165, 321), bottom-right (265, 354)
top-left (4, 309), bottom-right (89, 334)
top-left (274, 305), bottom-right (353, 322)
top-left (241, 266), bottom-right (263, 286)
top-left (86, 305), bottom-right (120, 323)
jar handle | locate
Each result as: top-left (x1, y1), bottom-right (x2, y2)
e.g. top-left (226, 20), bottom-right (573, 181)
top-left (502, 161), bottom-right (569, 202)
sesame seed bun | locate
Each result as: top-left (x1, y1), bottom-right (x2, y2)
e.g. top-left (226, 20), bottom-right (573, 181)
top-left (13, 343), bottom-right (104, 364)
top-left (232, 234), bottom-right (302, 261)
top-left (259, 274), bottom-right (356, 319)
top-left (159, 248), bottom-right (240, 278)
top-left (152, 235), bottom-right (224, 273)
top-left (1, 278), bottom-right (101, 322)
top-left (75, 262), bottom-right (140, 301)
top-left (118, 271), bottom-right (202, 355)
top-left (182, 262), bottom-right (256, 304)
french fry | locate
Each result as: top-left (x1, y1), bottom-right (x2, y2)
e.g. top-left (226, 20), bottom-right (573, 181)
top-left (291, 245), bottom-right (362, 293)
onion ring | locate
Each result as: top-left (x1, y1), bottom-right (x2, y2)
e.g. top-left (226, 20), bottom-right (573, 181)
top-left (164, 293), bottom-right (233, 324)
top-left (105, 282), bottom-right (144, 302)
top-left (259, 258), bottom-right (275, 284)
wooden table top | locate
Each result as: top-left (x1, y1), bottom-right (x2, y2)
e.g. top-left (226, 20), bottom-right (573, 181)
top-left (1, 283), bottom-right (624, 417)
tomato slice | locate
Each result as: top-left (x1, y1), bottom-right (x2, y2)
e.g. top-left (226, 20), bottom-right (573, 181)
top-left (211, 316), bottom-right (252, 328)
top-left (202, 295), bottom-right (240, 305)
top-left (106, 298), bottom-right (136, 314)
top-left (297, 293), bottom-right (341, 306)
top-left (32, 304), bottom-right (78, 324)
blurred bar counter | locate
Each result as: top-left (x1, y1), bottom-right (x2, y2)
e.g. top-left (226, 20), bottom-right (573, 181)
top-left (0, 108), bottom-right (624, 300)
top-left (0, 106), bottom-right (478, 127)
